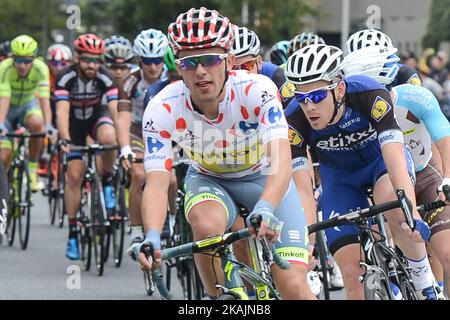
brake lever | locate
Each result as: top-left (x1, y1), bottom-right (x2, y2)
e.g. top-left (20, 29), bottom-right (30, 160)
top-left (397, 189), bottom-right (415, 230)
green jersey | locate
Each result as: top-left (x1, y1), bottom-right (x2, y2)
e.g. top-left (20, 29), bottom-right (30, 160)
top-left (0, 57), bottom-right (50, 106)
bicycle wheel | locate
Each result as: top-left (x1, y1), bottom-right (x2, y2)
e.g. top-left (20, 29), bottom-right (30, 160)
top-left (6, 166), bottom-right (17, 246)
top-left (316, 229), bottom-right (331, 300)
top-left (47, 151), bottom-right (58, 225)
top-left (56, 155), bottom-right (66, 228)
top-left (79, 188), bottom-right (91, 271)
top-left (111, 217), bottom-right (125, 267)
top-left (91, 176), bottom-right (107, 276)
top-left (17, 163), bottom-right (31, 250)
top-left (363, 267), bottom-right (390, 300)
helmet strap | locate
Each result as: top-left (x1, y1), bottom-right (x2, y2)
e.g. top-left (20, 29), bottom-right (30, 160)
top-left (327, 87), bottom-right (344, 126)
top-left (216, 60), bottom-right (229, 99)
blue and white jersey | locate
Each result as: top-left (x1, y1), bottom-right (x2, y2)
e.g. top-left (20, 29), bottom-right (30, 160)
top-left (393, 84), bottom-right (450, 171)
top-left (286, 75), bottom-right (404, 170)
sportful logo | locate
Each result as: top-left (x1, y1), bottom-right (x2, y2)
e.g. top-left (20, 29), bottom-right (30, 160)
top-left (316, 124), bottom-right (376, 151)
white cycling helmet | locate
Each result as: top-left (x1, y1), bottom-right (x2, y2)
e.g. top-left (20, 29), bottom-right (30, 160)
top-left (342, 46), bottom-right (400, 85)
top-left (167, 7), bottom-right (234, 56)
top-left (346, 29), bottom-right (395, 54)
top-left (133, 29), bottom-right (168, 58)
top-left (287, 32), bottom-right (325, 57)
top-left (230, 25), bottom-right (260, 58)
top-left (46, 44), bottom-right (72, 61)
top-left (104, 35), bottom-right (134, 64)
top-left (285, 44), bottom-right (343, 85)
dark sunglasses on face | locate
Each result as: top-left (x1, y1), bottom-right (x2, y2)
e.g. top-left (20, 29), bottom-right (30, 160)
top-left (14, 57), bottom-right (34, 65)
top-left (79, 56), bottom-right (102, 64)
top-left (141, 57), bottom-right (164, 65)
top-left (50, 60), bottom-right (69, 68)
top-left (294, 83), bottom-right (338, 105)
top-left (175, 53), bottom-right (228, 71)
top-left (233, 58), bottom-right (258, 71)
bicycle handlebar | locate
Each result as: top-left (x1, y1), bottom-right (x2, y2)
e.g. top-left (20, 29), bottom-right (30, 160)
top-left (5, 132), bottom-right (46, 138)
top-left (308, 189), bottom-right (447, 235)
top-left (68, 144), bottom-right (119, 153)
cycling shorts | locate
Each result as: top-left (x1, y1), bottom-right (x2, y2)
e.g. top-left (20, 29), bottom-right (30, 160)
top-left (184, 166), bottom-right (310, 266)
top-left (319, 147), bottom-right (415, 256)
top-left (415, 155), bottom-right (450, 236)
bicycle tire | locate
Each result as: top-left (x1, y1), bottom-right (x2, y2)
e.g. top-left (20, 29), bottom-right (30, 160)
top-left (363, 267), bottom-right (390, 300)
top-left (91, 176), bottom-right (107, 276)
top-left (17, 163), bottom-right (31, 250)
top-left (316, 229), bottom-right (331, 300)
top-left (56, 153), bottom-right (66, 228)
top-left (79, 189), bottom-right (91, 271)
top-left (48, 151), bottom-right (60, 225)
top-left (6, 166), bottom-right (17, 246)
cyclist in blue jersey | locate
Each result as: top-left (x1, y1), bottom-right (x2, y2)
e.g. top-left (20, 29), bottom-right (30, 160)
top-left (343, 45), bottom-right (450, 297)
top-left (284, 44), bottom-right (437, 299)
top-left (269, 40), bottom-right (289, 66)
top-left (280, 33), bottom-right (326, 110)
top-left (230, 26), bottom-right (286, 93)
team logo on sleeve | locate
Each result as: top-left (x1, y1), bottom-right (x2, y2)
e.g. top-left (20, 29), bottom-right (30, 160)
top-left (280, 82), bottom-right (296, 101)
top-left (268, 106), bottom-right (283, 123)
top-left (407, 74), bottom-right (422, 86)
top-left (288, 126), bottom-right (303, 145)
top-left (146, 137), bottom-right (164, 154)
top-left (371, 96), bottom-right (392, 122)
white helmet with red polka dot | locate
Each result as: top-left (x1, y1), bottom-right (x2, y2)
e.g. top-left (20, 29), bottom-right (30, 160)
top-left (167, 7), bottom-right (234, 56)
top-left (46, 44), bottom-right (72, 61)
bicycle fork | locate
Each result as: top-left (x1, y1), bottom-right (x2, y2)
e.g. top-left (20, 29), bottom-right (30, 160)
top-left (216, 247), bottom-right (250, 300)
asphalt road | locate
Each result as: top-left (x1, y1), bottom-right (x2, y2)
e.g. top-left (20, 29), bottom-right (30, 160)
top-left (0, 190), bottom-right (345, 300)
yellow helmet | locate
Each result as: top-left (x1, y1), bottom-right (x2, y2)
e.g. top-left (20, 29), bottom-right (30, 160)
top-left (11, 35), bottom-right (38, 57)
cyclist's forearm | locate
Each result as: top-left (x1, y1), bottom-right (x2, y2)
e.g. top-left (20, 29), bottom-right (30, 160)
top-left (381, 142), bottom-right (419, 217)
top-left (142, 171), bottom-right (171, 234)
top-left (116, 111), bottom-right (132, 148)
top-left (107, 100), bottom-right (118, 124)
top-left (0, 97), bottom-right (10, 123)
top-left (259, 139), bottom-right (292, 208)
top-left (435, 136), bottom-right (450, 178)
top-left (38, 97), bottom-right (52, 126)
top-left (293, 170), bottom-right (317, 225)
top-left (56, 101), bottom-right (71, 140)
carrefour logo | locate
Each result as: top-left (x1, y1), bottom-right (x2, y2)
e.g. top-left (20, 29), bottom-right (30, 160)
top-left (268, 106), bottom-right (283, 124)
top-left (239, 121), bottom-right (259, 133)
top-left (146, 137), bottom-right (164, 154)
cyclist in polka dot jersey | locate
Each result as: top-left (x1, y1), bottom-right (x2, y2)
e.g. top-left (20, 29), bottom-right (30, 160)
top-left (136, 7), bottom-right (316, 300)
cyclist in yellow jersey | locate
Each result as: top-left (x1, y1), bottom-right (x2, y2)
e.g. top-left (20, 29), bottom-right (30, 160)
top-left (0, 35), bottom-right (55, 191)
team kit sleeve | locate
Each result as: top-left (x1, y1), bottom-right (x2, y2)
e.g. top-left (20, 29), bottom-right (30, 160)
top-left (355, 88), bottom-right (404, 148)
top-left (117, 76), bottom-right (134, 112)
top-left (0, 60), bottom-right (12, 98)
top-left (142, 96), bottom-right (176, 173)
top-left (35, 60), bottom-right (51, 99)
top-left (285, 110), bottom-right (310, 173)
top-left (53, 71), bottom-right (71, 102)
top-left (409, 86), bottom-right (450, 142)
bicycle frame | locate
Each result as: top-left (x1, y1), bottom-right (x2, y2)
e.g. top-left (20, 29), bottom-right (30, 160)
top-left (143, 228), bottom-right (290, 300)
